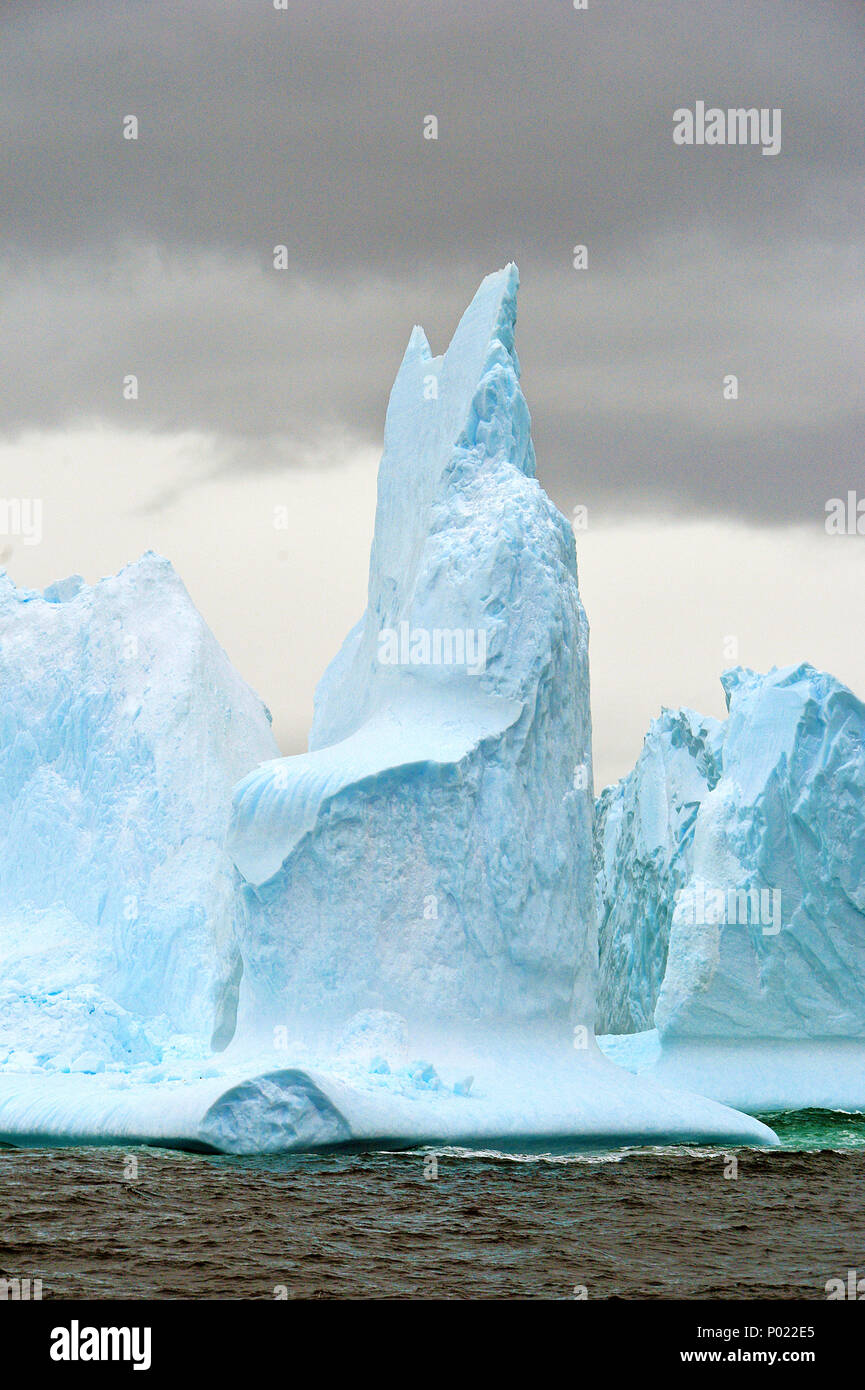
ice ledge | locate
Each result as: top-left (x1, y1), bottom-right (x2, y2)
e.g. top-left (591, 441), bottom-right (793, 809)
top-left (0, 1045), bottom-right (778, 1154)
top-left (598, 1032), bottom-right (865, 1114)
top-left (229, 688), bottom-right (523, 886)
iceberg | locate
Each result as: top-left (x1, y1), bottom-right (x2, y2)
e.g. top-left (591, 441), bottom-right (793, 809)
top-left (0, 554), bottom-right (281, 1070)
top-left (0, 268), bottom-right (776, 1151)
top-left (228, 264), bottom-right (596, 1036)
top-left (598, 664), bottom-right (865, 1112)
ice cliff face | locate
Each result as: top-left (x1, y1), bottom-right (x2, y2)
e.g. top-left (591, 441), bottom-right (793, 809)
top-left (657, 664), bottom-right (865, 1040)
top-left (229, 265), bottom-right (597, 1040)
top-left (595, 709), bottom-right (723, 1034)
top-left (597, 664), bottom-right (865, 1042)
top-left (0, 555), bottom-right (279, 1069)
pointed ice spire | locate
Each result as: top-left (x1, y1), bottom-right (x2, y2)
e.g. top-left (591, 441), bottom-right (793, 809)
top-left (401, 323), bottom-right (432, 365)
top-left (443, 262), bottom-right (519, 377)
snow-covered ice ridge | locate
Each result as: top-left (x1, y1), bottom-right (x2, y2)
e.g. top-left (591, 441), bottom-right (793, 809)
top-left (597, 664), bottom-right (865, 1111)
top-left (0, 267), bottom-right (776, 1151)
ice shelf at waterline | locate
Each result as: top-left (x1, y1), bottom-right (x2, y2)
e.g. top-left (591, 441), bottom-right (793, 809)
top-left (0, 266), bottom-right (776, 1152)
top-left (597, 665), bottom-right (865, 1112)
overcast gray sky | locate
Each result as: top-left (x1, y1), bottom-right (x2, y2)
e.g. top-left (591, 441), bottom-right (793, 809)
top-left (1, 0), bottom-right (863, 785)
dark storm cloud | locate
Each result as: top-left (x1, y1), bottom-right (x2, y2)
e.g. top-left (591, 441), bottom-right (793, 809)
top-left (0, 0), bottom-right (862, 523)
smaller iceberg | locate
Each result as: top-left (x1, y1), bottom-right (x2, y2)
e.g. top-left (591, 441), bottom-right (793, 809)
top-left (598, 664), bottom-right (865, 1113)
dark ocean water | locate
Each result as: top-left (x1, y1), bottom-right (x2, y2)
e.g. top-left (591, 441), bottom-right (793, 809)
top-left (2, 1112), bottom-right (865, 1299)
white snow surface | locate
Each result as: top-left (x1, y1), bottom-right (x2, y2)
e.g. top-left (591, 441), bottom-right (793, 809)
top-left (598, 1030), bottom-right (865, 1114)
top-left (0, 1031), bottom-right (775, 1153)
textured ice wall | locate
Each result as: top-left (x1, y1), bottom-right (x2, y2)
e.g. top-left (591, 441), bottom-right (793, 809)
top-left (0, 554), bottom-right (279, 1067)
top-left (597, 664), bottom-right (865, 1042)
top-left (595, 710), bottom-right (723, 1033)
top-left (230, 266), bottom-right (596, 1040)
top-left (657, 664), bottom-right (865, 1039)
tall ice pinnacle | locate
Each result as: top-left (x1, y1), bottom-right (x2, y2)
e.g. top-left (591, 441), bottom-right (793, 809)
top-left (229, 265), bottom-right (597, 1038)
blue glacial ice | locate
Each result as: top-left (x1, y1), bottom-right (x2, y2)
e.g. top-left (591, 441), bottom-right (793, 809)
top-left (0, 555), bottom-right (280, 1068)
top-left (595, 708), bottom-right (724, 1034)
top-left (597, 664), bottom-right (865, 1112)
top-left (0, 267), bottom-right (777, 1151)
top-left (228, 264), bottom-right (597, 1035)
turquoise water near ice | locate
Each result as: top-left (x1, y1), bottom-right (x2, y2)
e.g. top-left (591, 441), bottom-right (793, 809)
top-left (756, 1109), bottom-right (865, 1150)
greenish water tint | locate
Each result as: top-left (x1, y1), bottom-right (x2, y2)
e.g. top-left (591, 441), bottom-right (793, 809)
top-left (757, 1108), bottom-right (865, 1150)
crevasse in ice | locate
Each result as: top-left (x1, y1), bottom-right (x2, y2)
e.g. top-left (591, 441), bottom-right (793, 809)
top-left (595, 708), bottom-right (723, 1035)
